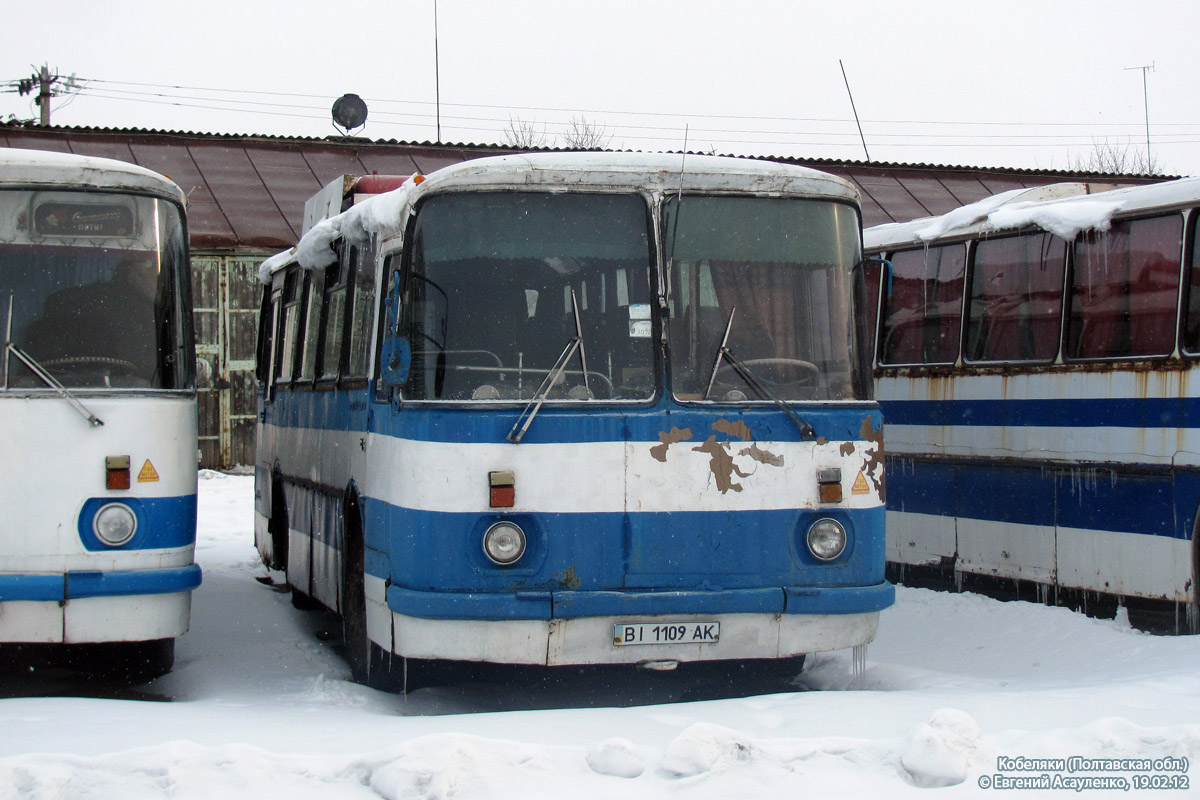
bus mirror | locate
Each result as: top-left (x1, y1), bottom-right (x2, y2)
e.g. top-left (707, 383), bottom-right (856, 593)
top-left (381, 336), bottom-right (411, 386)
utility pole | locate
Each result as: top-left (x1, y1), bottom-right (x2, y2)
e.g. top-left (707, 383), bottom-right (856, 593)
top-left (37, 64), bottom-right (52, 125)
top-left (10, 64), bottom-right (77, 126)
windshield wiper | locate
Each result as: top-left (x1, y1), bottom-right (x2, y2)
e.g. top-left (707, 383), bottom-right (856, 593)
top-left (703, 306), bottom-right (815, 440)
top-left (3, 295), bottom-right (104, 427)
top-left (507, 289), bottom-right (589, 444)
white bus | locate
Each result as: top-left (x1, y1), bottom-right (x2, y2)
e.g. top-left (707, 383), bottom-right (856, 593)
top-left (255, 152), bottom-right (891, 690)
top-left (0, 148), bottom-right (200, 677)
top-left (864, 178), bottom-right (1200, 632)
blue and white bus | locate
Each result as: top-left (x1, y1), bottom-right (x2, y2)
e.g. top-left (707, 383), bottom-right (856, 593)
top-left (255, 152), bottom-right (892, 689)
top-left (0, 148), bottom-right (201, 676)
top-left (863, 177), bottom-right (1200, 632)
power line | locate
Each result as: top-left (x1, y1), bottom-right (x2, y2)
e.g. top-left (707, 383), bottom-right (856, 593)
top-left (66, 83), bottom-right (1200, 147)
top-left (73, 76), bottom-right (1200, 130)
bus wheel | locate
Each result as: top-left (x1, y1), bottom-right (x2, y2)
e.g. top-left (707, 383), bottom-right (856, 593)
top-left (78, 638), bottom-right (175, 683)
top-left (123, 638), bottom-right (176, 683)
top-left (341, 495), bottom-right (384, 686)
top-left (268, 476), bottom-right (289, 572)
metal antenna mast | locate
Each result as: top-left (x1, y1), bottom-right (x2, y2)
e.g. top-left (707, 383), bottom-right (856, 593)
top-left (840, 59), bottom-right (870, 162)
top-left (434, 0), bottom-right (442, 143)
top-left (1125, 62), bottom-right (1155, 168)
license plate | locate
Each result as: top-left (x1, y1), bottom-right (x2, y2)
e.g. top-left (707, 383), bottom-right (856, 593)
top-left (613, 622), bottom-right (720, 646)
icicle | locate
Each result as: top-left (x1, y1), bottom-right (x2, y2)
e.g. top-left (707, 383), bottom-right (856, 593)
top-left (851, 643), bottom-right (867, 689)
top-left (954, 569), bottom-right (964, 593)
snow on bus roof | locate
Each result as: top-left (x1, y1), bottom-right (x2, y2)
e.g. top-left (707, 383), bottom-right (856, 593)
top-left (864, 176), bottom-right (1200, 250)
top-left (258, 151), bottom-right (861, 284)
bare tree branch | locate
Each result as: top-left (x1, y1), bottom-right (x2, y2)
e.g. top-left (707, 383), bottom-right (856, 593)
top-left (503, 116), bottom-right (549, 149)
top-left (561, 115), bottom-right (612, 150)
top-left (1069, 138), bottom-right (1163, 175)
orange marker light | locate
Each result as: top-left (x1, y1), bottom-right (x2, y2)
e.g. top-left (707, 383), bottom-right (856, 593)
top-left (489, 470), bottom-right (515, 508)
top-left (817, 467), bottom-right (842, 504)
top-left (106, 455), bottom-right (131, 490)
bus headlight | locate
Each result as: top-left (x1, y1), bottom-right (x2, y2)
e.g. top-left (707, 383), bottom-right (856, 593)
top-left (806, 518), bottom-right (846, 561)
top-left (94, 503), bottom-right (138, 547)
top-left (483, 521), bottom-right (526, 565)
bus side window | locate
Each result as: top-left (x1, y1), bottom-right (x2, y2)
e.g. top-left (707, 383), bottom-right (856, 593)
top-left (348, 247), bottom-right (378, 379)
top-left (878, 244), bottom-right (966, 366)
top-left (298, 270), bottom-right (324, 382)
top-left (966, 232), bottom-right (1066, 363)
top-left (1067, 214), bottom-right (1182, 360)
top-left (256, 286), bottom-right (279, 388)
top-left (276, 271), bottom-right (302, 385)
top-left (321, 248), bottom-right (350, 382)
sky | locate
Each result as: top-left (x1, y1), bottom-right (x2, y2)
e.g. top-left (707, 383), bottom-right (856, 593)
top-left (4, 0), bottom-right (1200, 176)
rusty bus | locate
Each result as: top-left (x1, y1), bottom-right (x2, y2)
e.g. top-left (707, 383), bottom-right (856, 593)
top-left (864, 178), bottom-right (1200, 632)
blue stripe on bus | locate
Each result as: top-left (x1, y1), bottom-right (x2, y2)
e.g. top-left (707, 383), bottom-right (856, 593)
top-left (385, 581), bottom-right (894, 621)
top-left (881, 397), bottom-right (1200, 429)
top-left (263, 388), bottom-right (883, 445)
top-left (887, 457), bottom-right (1191, 539)
top-left (0, 564), bottom-right (202, 602)
top-left (77, 494), bottom-right (198, 552)
top-left (363, 499), bottom-right (887, 596)
top-left (0, 574), bottom-right (66, 602)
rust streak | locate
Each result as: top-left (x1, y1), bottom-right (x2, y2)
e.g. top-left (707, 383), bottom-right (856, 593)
top-left (859, 415), bottom-right (886, 501)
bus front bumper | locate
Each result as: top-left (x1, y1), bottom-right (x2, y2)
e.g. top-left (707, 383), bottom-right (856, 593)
top-left (371, 579), bottom-right (893, 666)
top-left (0, 565), bottom-right (201, 643)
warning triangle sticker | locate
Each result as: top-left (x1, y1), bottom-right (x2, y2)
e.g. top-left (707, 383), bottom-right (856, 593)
top-left (851, 471), bottom-right (870, 495)
top-left (138, 460), bottom-right (160, 483)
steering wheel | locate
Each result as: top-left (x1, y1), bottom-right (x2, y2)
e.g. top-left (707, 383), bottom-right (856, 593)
top-left (43, 355), bottom-right (139, 373)
top-left (715, 358), bottom-right (820, 398)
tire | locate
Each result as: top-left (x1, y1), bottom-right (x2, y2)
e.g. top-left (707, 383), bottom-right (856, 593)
top-left (268, 476), bottom-right (289, 571)
top-left (341, 494), bottom-right (393, 689)
top-left (123, 638), bottom-right (176, 683)
top-left (73, 638), bottom-right (176, 683)
top-left (340, 494), bottom-right (439, 692)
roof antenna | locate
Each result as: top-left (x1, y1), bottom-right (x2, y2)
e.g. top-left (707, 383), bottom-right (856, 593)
top-left (332, 93), bottom-right (368, 136)
top-left (839, 59), bottom-right (871, 162)
top-left (664, 124), bottom-right (690, 299)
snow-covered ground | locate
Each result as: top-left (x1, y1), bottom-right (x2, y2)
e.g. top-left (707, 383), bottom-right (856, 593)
top-left (1, 472), bottom-right (1198, 798)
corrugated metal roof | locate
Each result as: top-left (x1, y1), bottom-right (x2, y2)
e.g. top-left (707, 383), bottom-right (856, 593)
top-left (0, 122), bottom-right (1165, 248)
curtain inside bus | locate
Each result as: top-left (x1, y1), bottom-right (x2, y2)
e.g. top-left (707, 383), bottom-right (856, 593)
top-left (663, 195), bottom-right (861, 402)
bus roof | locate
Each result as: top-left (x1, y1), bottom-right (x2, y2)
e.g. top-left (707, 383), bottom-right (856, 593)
top-left (0, 147), bottom-right (186, 206)
top-left (864, 176), bottom-right (1200, 251)
top-left (414, 152), bottom-right (859, 202)
top-left (259, 151), bottom-right (861, 283)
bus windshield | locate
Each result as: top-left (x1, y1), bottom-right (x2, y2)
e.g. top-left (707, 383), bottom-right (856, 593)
top-left (401, 191), bottom-right (655, 402)
top-left (664, 195), bottom-right (861, 402)
top-left (0, 190), bottom-right (191, 391)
